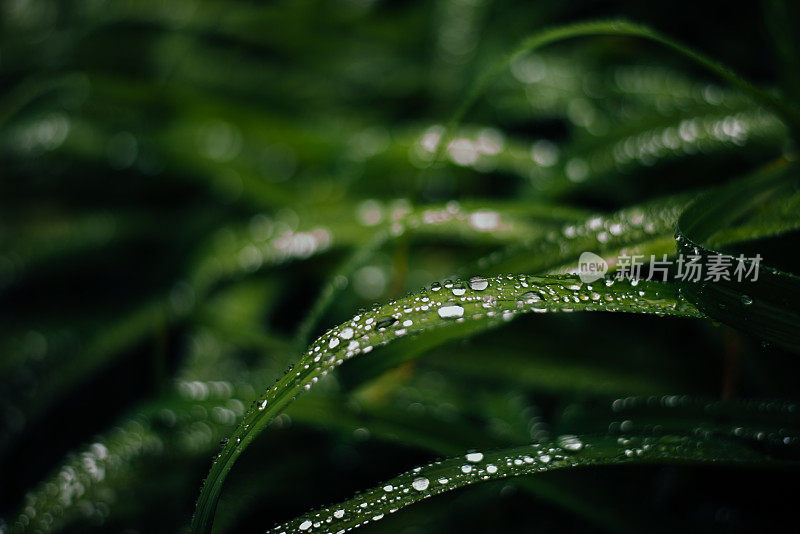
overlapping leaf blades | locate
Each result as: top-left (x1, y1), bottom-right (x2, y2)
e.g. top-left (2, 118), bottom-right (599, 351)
top-left (5, 5), bottom-right (800, 534)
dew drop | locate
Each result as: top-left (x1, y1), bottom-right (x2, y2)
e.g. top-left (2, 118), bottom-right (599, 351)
top-left (437, 305), bottom-right (465, 318)
top-left (486, 464), bottom-right (498, 473)
top-left (339, 327), bottom-right (354, 340)
top-left (466, 452), bottom-right (484, 462)
top-left (299, 520), bottom-right (312, 530)
top-left (558, 434), bottom-right (584, 451)
top-left (469, 276), bottom-right (489, 291)
top-left (412, 477), bottom-right (430, 490)
top-left (519, 291), bottom-right (542, 305)
top-left (334, 509), bottom-right (345, 519)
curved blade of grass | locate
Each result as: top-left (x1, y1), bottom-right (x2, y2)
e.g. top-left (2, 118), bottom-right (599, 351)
top-left (8, 393), bottom-right (245, 534)
top-left (431, 19), bottom-right (800, 168)
top-left (220, 391), bottom-right (798, 534)
top-left (466, 193), bottom-right (688, 276)
top-left (469, 98), bottom-right (784, 196)
top-left (267, 432), bottom-right (794, 534)
top-left (191, 274), bottom-right (700, 532)
top-left (542, 108), bottom-right (784, 197)
top-left (676, 161), bottom-right (800, 351)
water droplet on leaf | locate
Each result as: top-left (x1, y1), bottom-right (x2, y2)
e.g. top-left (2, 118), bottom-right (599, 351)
top-left (437, 304), bottom-right (464, 318)
top-left (469, 276), bottom-right (488, 291)
top-left (412, 477), bottom-right (429, 490)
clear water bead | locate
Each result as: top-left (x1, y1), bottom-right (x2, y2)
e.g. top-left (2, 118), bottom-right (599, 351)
top-left (438, 305), bottom-right (465, 318)
top-left (412, 477), bottom-right (430, 490)
top-left (339, 327), bottom-right (354, 340)
top-left (558, 434), bottom-right (584, 451)
top-left (469, 276), bottom-right (489, 291)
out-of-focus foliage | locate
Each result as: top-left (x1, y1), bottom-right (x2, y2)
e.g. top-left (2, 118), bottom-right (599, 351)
top-left (2, 1), bottom-right (800, 533)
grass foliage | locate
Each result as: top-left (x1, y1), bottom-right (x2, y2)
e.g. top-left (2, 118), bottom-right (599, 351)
top-left (2, 1), bottom-right (800, 533)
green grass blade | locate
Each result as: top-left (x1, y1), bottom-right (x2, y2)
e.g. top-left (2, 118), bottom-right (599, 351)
top-left (676, 161), bottom-right (800, 351)
top-left (267, 433), bottom-right (792, 534)
top-left (191, 275), bottom-right (700, 533)
top-left (432, 19), bottom-right (800, 167)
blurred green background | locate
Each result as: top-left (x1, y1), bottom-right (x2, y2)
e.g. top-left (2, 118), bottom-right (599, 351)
top-left (2, 0), bottom-right (800, 532)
